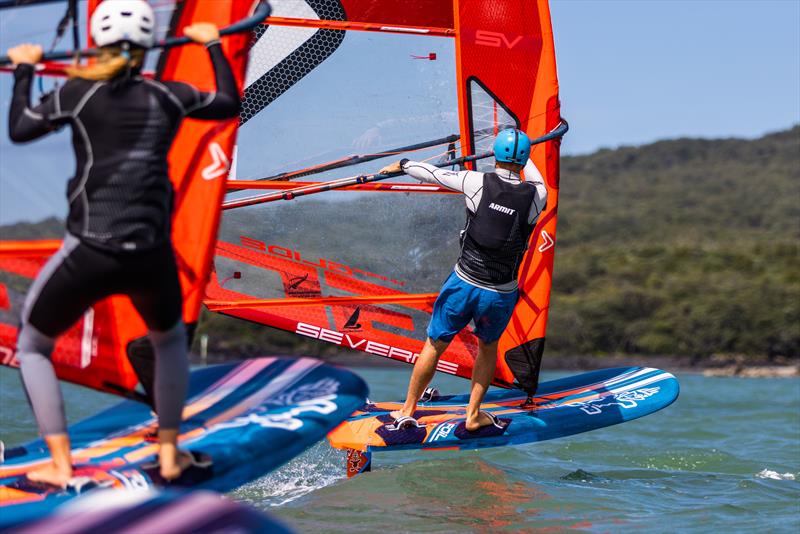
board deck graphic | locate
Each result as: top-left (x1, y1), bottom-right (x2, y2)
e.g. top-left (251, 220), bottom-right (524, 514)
top-left (0, 357), bottom-right (368, 529)
top-left (328, 367), bottom-right (678, 454)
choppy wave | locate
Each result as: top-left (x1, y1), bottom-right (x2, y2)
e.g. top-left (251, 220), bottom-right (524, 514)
top-left (755, 469), bottom-right (797, 481)
top-left (231, 443), bottom-right (346, 507)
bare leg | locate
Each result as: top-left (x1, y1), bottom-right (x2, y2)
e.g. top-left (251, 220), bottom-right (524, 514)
top-left (465, 339), bottom-right (498, 431)
top-left (391, 338), bottom-right (449, 419)
top-left (146, 322), bottom-right (190, 481)
top-left (27, 434), bottom-right (73, 487)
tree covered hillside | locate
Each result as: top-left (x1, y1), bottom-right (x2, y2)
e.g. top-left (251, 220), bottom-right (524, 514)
top-left (548, 126), bottom-right (799, 359)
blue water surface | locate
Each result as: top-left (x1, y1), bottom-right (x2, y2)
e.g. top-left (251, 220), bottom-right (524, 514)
top-left (3, 365), bottom-right (799, 533)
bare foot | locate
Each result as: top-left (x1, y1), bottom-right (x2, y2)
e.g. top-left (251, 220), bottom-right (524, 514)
top-left (465, 411), bottom-right (496, 432)
top-left (27, 462), bottom-right (73, 488)
top-left (159, 451), bottom-right (192, 480)
top-left (390, 409), bottom-right (414, 420)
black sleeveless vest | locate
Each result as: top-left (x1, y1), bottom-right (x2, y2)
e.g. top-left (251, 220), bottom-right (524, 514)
top-left (457, 173), bottom-right (538, 285)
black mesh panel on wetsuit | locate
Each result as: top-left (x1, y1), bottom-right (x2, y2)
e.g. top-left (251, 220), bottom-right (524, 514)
top-left (9, 43), bottom-right (239, 253)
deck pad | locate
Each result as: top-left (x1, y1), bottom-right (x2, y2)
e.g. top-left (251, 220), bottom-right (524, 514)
top-left (328, 367), bottom-right (678, 452)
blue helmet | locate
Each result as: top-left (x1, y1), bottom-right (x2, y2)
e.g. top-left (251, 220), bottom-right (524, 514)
top-left (493, 128), bottom-right (531, 165)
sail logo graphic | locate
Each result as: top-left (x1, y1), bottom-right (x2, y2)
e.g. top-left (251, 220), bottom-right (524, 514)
top-left (201, 143), bottom-right (231, 180)
top-left (112, 470), bottom-right (150, 491)
top-left (567, 387), bottom-right (661, 415)
top-left (343, 307), bottom-right (362, 331)
top-left (239, 236), bottom-right (406, 287)
top-left (285, 273), bottom-right (318, 297)
top-left (287, 273), bottom-right (309, 291)
top-left (295, 322), bottom-right (459, 375)
top-left (475, 30), bottom-right (523, 49)
top-left (538, 230), bottom-right (554, 252)
top-left (428, 423), bottom-right (457, 442)
top-left (489, 203), bottom-right (515, 215)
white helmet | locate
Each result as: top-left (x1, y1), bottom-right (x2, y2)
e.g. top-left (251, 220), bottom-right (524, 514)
top-left (90, 0), bottom-right (155, 48)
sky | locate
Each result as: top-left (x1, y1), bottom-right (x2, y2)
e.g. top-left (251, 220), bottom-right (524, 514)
top-left (550, 0), bottom-right (800, 154)
top-left (0, 0), bottom-right (798, 224)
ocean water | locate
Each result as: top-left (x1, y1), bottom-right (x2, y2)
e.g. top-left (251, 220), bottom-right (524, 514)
top-left (2, 365), bottom-right (799, 533)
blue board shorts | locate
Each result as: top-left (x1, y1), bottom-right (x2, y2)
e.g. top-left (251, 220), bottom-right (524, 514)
top-left (427, 271), bottom-right (519, 344)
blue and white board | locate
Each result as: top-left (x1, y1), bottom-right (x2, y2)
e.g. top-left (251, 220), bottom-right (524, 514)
top-left (10, 489), bottom-right (295, 534)
top-left (329, 367), bottom-right (678, 458)
top-left (0, 357), bottom-right (368, 529)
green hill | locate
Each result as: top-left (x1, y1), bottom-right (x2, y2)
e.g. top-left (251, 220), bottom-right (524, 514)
top-left (549, 126), bottom-right (799, 359)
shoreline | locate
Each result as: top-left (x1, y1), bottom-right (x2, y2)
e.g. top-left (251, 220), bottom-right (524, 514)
top-left (192, 351), bottom-right (800, 378)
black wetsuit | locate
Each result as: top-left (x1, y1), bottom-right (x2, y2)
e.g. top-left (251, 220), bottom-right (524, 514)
top-left (9, 40), bottom-right (241, 435)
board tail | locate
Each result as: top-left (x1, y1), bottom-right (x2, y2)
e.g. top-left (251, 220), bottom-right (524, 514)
top-left (346, 448), bottom-right (372, 479)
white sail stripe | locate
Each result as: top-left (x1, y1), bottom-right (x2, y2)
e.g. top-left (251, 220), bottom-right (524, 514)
top-left (380, 26), bottom-right (430, 34)
top-left (80, 308), bottom-right (94, 369)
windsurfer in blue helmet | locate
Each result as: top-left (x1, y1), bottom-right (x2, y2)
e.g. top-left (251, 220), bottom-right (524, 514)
top-left (6, 0), bottom-right (240, 487)
top-left (380, 128), bottom-right (547, 432)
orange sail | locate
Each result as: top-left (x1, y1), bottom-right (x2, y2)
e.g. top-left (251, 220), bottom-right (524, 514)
top-left (0, 0), bottom-right (256, 399)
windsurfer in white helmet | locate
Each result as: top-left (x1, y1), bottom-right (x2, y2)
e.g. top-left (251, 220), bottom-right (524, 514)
top-left (380, 129), bottom-right (547, 432)
top-left (6, 0), bottom-right (240, 487)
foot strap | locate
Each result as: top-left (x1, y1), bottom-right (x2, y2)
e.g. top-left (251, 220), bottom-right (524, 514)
top-left (386, 415), bottom-right (422, 431)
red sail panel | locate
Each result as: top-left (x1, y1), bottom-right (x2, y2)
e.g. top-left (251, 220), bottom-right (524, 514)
top-left (0, 0), bottom-right (253, 398)
top-left (263, 1), bottom-right (455, 36)
top-left (207, 238), bottom-right (484, 383)
top-left (338, 0), bottom-right (454, 29)
top-left (155, 0), bottom-right (253, 327)
top-left (455, 0), bottom-right (563, 390)
top-left (0, 241), bottom-right (133, 394)
top-left (208, 0), bottom-right (563, 392)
